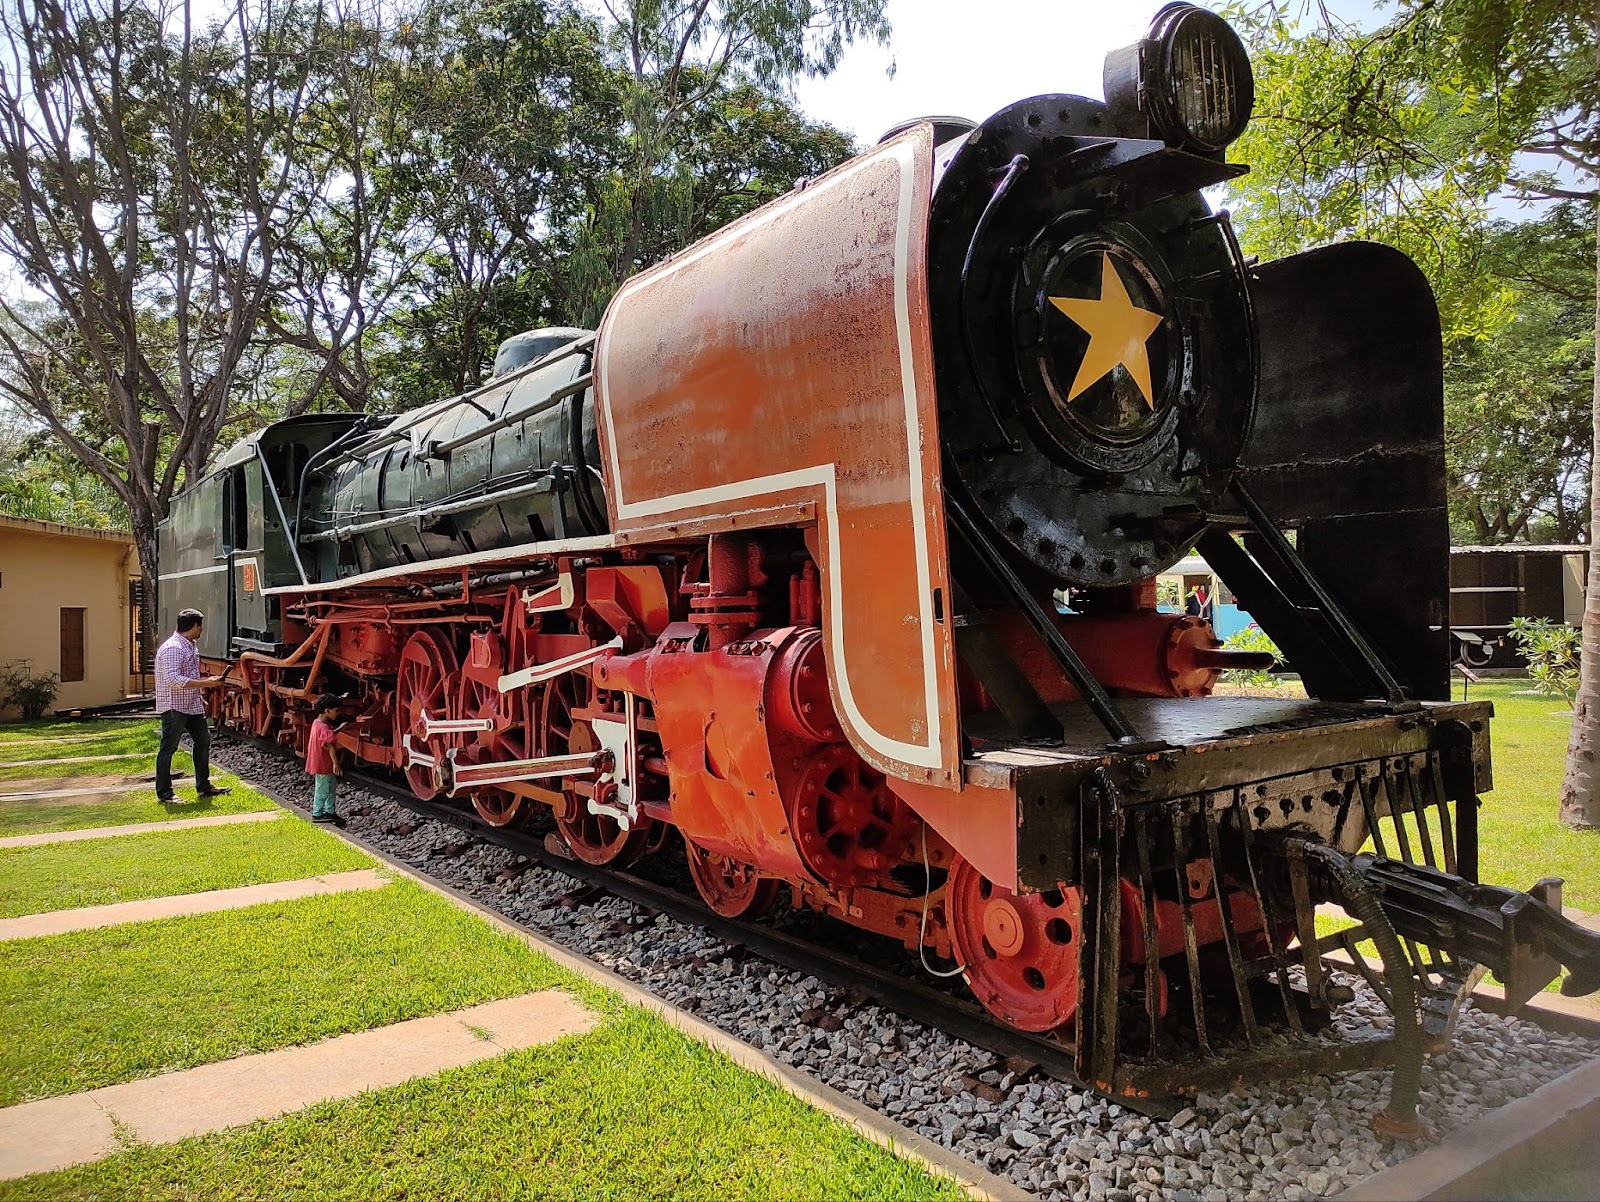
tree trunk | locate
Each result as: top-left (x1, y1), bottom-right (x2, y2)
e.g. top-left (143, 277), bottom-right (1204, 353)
top-left (1557, 195), bottom-right (1600, 830)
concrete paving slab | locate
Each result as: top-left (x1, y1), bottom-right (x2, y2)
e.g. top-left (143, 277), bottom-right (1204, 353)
top-left (0, 1093), bottom-right (120, 1180)
top-left (450, 990), bottom-right (596, 1050)
top-left (0, 810), bottom-right (280, 849)
top-left (0, 868), bottom-right (391, 940)
top-left (0, 990), bottom-right (596, 1178)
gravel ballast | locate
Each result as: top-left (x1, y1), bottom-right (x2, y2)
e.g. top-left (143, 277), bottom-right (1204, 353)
top-left (219, 740), bottom-right (1600, 1202)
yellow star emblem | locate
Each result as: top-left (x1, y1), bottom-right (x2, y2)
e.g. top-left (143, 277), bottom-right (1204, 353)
top-left (1048, 253), bottom-right (1165, 407)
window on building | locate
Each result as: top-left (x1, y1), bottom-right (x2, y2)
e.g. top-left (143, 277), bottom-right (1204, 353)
top-left (60, 607), bottom-right (86, 683)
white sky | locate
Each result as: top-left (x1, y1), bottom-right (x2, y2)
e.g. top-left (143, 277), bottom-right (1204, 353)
top-left (791, 1), bottom-right (1160, 144)
top-left (790, 0), bottom-right (1382, 146)
top-left (789, 0), bottom-right (1566, 216)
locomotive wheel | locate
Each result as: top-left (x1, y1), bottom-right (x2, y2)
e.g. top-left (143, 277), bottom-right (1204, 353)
top-left (790, 745), bottom-right (916, 886)
top-left (948, 857), bottom-right (1082, 1033)
top-left (458, 673), bottom-right (526, 827)
top-left (501, 583), bottom-right (536, 668)
top-left (542, 672), bottom-right (651, 866)
top-left (395, 630), bottom-right (458, 801)
top-left (684, 838), bottom-right (780, 919)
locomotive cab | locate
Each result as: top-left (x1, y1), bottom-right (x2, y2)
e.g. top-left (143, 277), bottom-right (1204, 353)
top-left (158, 414), bottom-right (360, 657)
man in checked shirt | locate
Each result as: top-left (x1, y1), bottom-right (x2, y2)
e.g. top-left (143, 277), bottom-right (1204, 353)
top-left (153, 609), bottom-right (231, 804)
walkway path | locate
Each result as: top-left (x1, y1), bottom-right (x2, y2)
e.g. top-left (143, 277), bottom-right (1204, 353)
top-left (0, 810), bottom-right (280, 849)
top-left (0, 990), bottom-right (596, 1179)
top-left (0, 868), bottom-right (391, 940)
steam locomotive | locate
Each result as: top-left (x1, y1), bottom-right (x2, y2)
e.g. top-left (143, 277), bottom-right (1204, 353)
top-left (159, 4), bottom-right (1600, 1125)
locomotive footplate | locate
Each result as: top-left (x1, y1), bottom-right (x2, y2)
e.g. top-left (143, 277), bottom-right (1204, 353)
top-left (949, 696), bottom-right (1599, 1125)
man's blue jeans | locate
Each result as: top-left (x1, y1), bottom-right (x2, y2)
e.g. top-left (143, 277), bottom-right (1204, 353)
top-left (156, 710), bottom-right (211, 798)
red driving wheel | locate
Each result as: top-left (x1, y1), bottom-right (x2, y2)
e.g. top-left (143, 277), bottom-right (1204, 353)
top-left (394, 630), bottom-right (458, 801)
top-left (789, 745), bottom-right (915, 885)
top-left (684, 837), bottom-right (780, 919)
top-left (457, 671), bottom-right (526, 827)
top-left (948, 857), bottom-right (1082, 1033)
top-left (541, 672), bottom-right (651, 866)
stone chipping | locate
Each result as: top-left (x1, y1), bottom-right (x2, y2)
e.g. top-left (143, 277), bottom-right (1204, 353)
top-left (218, 739), bottom-right (1600, 1202)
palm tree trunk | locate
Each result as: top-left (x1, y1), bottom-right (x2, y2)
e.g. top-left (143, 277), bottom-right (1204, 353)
top-left (1557, 194), bottom-right (1600, 830)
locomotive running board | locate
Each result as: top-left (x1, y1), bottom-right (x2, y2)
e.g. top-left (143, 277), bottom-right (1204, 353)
top-left (497, 636), bottom-right (622, 693)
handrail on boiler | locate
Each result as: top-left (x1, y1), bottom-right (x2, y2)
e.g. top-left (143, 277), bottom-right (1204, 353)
top-left (301, 474), bottom-right (562, 544)
top-left (334, 333), bottom-right (598, 466)
top-left (425, 373), bottom-right (592, 460)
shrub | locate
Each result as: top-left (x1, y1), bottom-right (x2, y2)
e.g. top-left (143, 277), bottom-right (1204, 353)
top-left (1508, 616), bottom-right (1580, 705)
top-left (0, 662), bottom-right (61, 720)
top-left (1221, 624), bottom-right (1282, 689)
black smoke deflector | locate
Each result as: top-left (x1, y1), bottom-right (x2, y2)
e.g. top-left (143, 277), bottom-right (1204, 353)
top-left (1204, 240), bottom-right (1450, 703)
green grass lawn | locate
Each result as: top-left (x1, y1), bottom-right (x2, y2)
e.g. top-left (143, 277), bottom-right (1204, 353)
top-left (0, 880), bottom-right (579, 1105)
top-left (0, 816), bottom-right (371, 918)
top-left (1452, 678), bottom-right (1599, 911)
top-left (0, 718), bottom-right (153, 747)
top-left (0, 749), bottom-right (185, 782)
top-left (4, 1008), bottom-right (963, 1202)
top-left (0, 771), bottom-right (272, 837)
top-left (0, 719), bottom-right (171, 779)
top-left (0, 867), bottom-right (962, 1200)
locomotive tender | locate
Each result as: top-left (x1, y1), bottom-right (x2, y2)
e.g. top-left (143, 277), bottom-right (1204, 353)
top-left (160, 5), bottom-right (1600, 1126)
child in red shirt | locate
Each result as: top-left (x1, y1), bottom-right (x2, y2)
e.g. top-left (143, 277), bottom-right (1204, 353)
top-left (306, 694), bottom-right (345, 827)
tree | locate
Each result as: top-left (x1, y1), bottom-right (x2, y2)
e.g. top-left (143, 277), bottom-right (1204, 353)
top-left (0, 402), bottom-right (121, 527)
top-left (0, 0), bottom-right (350, 593)
top-left (372, 0), bottom-right (628, 400)
top-left (258, 0), bottom-right (429, 415)
top-left (1226, 0), bottom-right (1599, 828)
top-left (1446, 208), bottom-right (1594, 544)
top-left (562, 0), bottom-right (888, 320)
top-left (1407, 1), bottom-right (1598, 830)
top-left (368, 0), bottom-right (862, 403)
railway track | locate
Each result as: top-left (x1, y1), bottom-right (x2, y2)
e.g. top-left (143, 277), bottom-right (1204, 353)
top-left (220, 730), bottom-right (1177, 1116)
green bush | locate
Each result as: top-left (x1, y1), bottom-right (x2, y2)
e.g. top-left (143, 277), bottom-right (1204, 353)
top-left (0, 663), bottom-right (60, 720)
top-left (1508, 616), bottom-right (1579, 705)
top-left (1221, 624), bottom-right (1282, 689)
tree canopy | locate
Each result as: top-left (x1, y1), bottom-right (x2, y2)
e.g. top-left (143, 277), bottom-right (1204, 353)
top-left (0, 0), bottom-right (875, 559)
top-left (1225, 0), bottom-right (1596, 547)
top-left (1226, 0), bottom-right (1599, 828)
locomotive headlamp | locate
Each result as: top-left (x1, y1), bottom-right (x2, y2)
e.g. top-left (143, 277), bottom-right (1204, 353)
top-left (1104, 3), bottom-right (1255, 154)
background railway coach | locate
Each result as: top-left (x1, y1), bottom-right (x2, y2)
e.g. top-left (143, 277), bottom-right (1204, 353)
top-left (159, 3), bottom-right (1600, 1132)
